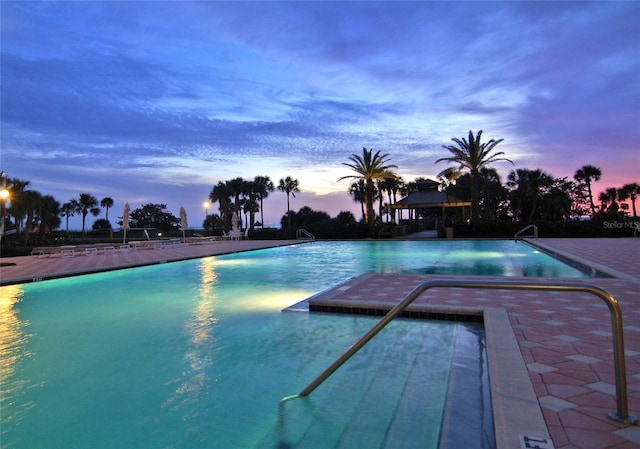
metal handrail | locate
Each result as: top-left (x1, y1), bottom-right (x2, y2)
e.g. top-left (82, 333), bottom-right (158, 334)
top-left (515, 224), bottom-right (538, 240)
top-left (295, 279), bottom-right (637, 425)
top-left (296, 228), bottom-right (315, 240)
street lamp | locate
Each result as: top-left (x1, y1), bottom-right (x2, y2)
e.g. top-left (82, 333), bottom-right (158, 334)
top-left (203, 201), bottom-right (210, 234)
top-left (0, 171), bottom-right (9, 243)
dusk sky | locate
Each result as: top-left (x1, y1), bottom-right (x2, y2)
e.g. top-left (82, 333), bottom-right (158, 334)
top-left (1, 1), bottom-right (638, 229)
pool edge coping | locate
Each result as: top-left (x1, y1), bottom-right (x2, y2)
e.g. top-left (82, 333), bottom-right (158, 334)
top-left (522, 238), bottom-right (639, 282)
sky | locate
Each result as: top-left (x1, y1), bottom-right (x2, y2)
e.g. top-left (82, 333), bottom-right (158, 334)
top-left (1, 1), bottom-right (639, 230)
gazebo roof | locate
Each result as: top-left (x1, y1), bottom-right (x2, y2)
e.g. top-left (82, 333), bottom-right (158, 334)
top-left (388, 190), bottom-right (470, 209)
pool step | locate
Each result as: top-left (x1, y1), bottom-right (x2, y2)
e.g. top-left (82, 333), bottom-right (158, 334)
top-left (257, 322), bottom-right (454, 449)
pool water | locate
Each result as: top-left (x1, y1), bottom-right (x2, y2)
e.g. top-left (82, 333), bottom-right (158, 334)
top-left (270, 240), bottom-right (590, 278)
top-left (1, 240), bottom-right (578, 448)
top-left (0, 278), bottom-right (481, 448)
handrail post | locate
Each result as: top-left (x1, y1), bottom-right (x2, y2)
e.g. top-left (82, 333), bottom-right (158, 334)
top-left (296, 279), bottom-right (637, 425)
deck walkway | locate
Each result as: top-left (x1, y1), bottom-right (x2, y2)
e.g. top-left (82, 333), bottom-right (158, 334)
top-left (0, 239), bottom-right (297, 285)
top-left (0, 237), bottom-right (638, 448)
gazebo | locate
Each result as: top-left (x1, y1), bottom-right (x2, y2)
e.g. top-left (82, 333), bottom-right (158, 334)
top-left (387, 190), bottom-right (471, 230)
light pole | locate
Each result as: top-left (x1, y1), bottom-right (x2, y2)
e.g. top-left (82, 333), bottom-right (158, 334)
top-left (0, 171), bottom-right (10, 243)
top-left (203, 201), bottom-right (210, 234)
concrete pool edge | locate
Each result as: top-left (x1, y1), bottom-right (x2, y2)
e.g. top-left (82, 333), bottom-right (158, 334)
top-left (522, 238), bottom-right (639, 281)
top-left (304, 273), bottom-right (554, 449)
top-left (484, 307), bottom-right (552, 449)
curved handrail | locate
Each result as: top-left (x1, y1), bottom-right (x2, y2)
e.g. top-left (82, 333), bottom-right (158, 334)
top-left (515, 224), bottom-right (538, 240)
top-left (295, 279), bottom-right (637, 425)
top-left (296, 228), bottom-right (315, 241)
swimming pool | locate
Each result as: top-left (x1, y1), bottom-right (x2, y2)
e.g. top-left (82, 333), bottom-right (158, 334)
top-left (1, 240), bottom-right (580, 448)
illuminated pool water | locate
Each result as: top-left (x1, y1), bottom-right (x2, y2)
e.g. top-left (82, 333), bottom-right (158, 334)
top-left (1, 240), bottom-right (582, 448)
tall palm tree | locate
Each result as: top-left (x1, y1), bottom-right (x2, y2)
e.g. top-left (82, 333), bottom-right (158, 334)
top-left (74, 193), bottom-right (100, 239)
top-left (243, 196), bottom-right (259, 231)
top-left (348, 180), bottom-right (367, 222)
top-left (598, 187), bottom-right (619, 217)
top-left (278, 176), bottom-right (300, 229)
top-left (6, 178), bottom-right (31, 232)
top-left (60, 202), bottom-right (76, 237)
top-left (100, 197), bottom-right (114, 221)
top-left (338, 147), bottom-right (397, 226)
top-left (436, 130), bottom-right (512, 222)
top-left (573, 165), bottom-right (602, 218)
top-left (507, 168), bottom-right (553, 221)
top-left (253, 175), bottom-right (274, 228)
top-left (226, 177), bottom-right (249, 226)
top-left (381, 176), bottom-right (404, 223)
top-left (618, 182), bottom-right (640, 217)
top-left (21, 190), bottom-right (43, 239)
top-left (38, 195), bottom-right (61, 235)
top-left (210, 181), bottom-right (233, 231)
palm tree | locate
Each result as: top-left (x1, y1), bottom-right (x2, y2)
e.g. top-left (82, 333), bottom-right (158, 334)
top-left (436, 130), bottom-right (512, 222)
top-left (618, 182), bottom-right (640, 217)
top-left (478, 168), bottom-right (508, 220)
top-left (38, 195), bottom-right (61, 236)
top-left (100, 197), bottom-right (114, 221)
top-left (60, 202), bottom-right (76, 236)
top-left (74, 193), bottom-right (100, 239)
top-left (226, 177), bottom-right (249, 226)
top-left (338, 147), bottom-right (397, 227)
top-left (507, 168), bottom-right (553, 221)
top-left (21, 190), bottom-right (43, 240)
top-left (210, 181), bottom-right (233, 231)
top-left (348, 180), bottom-right (367, 222)
top-left (278, 176), bottom-right (300, 229)
top-left (382, 176), bottom-right (404, 223)
top-left (243, 196), bottom-right (259, 231)
top-left (253, 175), bottom-right (274, 228)
top-left (598, 187), bottom-right (619, 217)
top-left (573, 165), bottom-right (602, 218)
top-left (6, 178), bottom-right (31, 232)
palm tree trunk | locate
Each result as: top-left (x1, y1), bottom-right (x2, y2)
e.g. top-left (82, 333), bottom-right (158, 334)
top-left (587, 181), bottom-right (596, 217)
top-left (286, 193), bottom-right (291, 229)
top-left (365, 179), bottom-right (374, 226)
top-left (260, 198), bottom-right (265, 228)
top-left (470, 173), bottom-right (480, 222)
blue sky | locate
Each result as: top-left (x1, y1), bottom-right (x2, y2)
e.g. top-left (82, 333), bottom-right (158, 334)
top-left (1, 1), bottom-right (638, 229)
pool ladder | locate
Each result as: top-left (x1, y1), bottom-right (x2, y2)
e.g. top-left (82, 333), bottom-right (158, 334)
top-left (515, 224), bottom-right (538, 240)
top-left (296, 228), bottom-right (315, 241)
top-left (286, 279), bottom-right (637, 426)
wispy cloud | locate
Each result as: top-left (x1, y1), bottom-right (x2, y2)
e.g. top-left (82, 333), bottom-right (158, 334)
top-left (1, 1), bottom-right (638, 227)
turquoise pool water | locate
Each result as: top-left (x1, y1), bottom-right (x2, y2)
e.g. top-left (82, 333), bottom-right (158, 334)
top-left (1, 240), bottom-right (578, 448)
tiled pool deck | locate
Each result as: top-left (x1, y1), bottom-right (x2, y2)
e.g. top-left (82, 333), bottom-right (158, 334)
top-left (1, 238), bottom-right (638, 449)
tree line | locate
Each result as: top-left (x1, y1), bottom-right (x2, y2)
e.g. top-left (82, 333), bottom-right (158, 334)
top-left (1, 129), bottom-right (637, 244)
top-left (339, 131), bottom-right (639, 229)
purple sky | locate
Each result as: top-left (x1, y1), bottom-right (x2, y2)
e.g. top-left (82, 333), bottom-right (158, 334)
top-left (1, 1), bottom-right (638, 229)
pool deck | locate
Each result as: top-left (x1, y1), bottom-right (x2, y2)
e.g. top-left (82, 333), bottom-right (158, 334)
top-left (0, 239), bottom-right (299, 285)
top-left (1, 237), bottom-right (639, 449)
